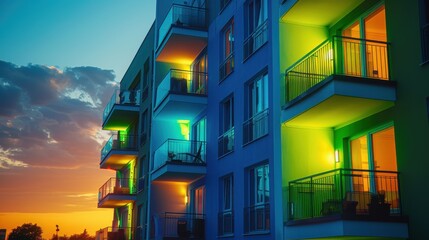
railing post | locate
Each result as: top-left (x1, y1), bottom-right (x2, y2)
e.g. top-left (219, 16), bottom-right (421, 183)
top-left (310, 176), bottom-right (314, 218)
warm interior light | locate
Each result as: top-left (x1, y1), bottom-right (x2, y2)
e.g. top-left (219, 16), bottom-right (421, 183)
top-left (185, 195), bottom-right (188, 204)
top-left (335, 150), bottom-right (340, 163)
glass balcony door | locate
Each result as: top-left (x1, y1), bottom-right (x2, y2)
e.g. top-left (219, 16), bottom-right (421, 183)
top-left (342, 5), bottom-right (388, 79)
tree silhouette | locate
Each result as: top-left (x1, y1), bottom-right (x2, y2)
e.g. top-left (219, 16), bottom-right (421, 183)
top-left (8, 223), bottom-right (42, 240)
top-left (49, 229), bottom-right (95, 240)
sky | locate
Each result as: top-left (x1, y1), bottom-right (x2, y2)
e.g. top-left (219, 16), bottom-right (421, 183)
top-left (0, 0), bottom-right (155, 238)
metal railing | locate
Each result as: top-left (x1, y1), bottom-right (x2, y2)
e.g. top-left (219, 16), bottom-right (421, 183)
top-left (219, 53), bottom-right (234, 82)
top-left (287, 168), bottom-right (401, 221)
top-left (243, 109), bottom-right (269, 144)
top-left (218, 210), bottom-right (234, 236)
top-left (158, 4), bottom-right (208, 47)
top-left (218, 127), bottom-right (234, 157)
top-left (155, 69), bottom-right (207, 107)
top-left (422, 23), bottom-right (429, 63)
top-left (285, 36), bottom-right (390, 102)
top-left (98, 177), bottom-right (136, 202)
top-left (244, 21), bottom-right (268, 60)
top-left (95, 227), bottom-right (133, 240)
top-left (100, 134), bottom-right (138, 163)
top-left (103, 89), bottom-right (141, 123)
top-left (152, 139), bottom-right (207, 171)
top-left (244, 203), bottom-right (270, 233)
top-left (161, 212), bottom-right (205, 239)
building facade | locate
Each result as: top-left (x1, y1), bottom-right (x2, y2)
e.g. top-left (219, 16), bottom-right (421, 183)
top-left (97, 0), bottom-right (429, 239)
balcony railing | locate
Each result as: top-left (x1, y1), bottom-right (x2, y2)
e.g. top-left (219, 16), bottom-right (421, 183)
top-left (219, 53), bottom-right (234, 82)
top-left (243, 109), bottom-right (269, 145)
top-left (100, 134), bottom-right (138, 162)
top-left (95, 227), bottom-right (133, 240)
top-left (287, 168), bottom-right (402, 221)
top-left (155, 69), bottom-right (208, 107)
top-left (218, 210), bottom-right (234, 236)
top-left (285, 36), bottom-right (390, 102)
top-left (158, 4), bottom-right (208, 47)
top-left (160, 212), bottom-right (205, 239)
top-left (98, 177), bottom-right (136, 202)
top-left (103, 89), bottom-right (141, 123)
top-left (244, 21), bottom-right (268, 60)
top-left (422, 23), bottom-right (429, 63)
top-left (218, 127), bottom-right (234, 157)
top-left (152, 139), bottom-right (207, 171)
top-left (244, 203), bottom-right (270, 234)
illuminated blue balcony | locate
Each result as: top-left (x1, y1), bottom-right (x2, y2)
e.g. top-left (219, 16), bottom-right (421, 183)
top-left (102, 89), bottom-right (140, 131)
top-left (151, 139), bottom-right (206, 182)
top-left (100, 134), bottom-right (138, 170)
top-left (154, 69), bottom-right (207, 120)
top-left (98, 177), bottom-right (136, 208)
top-left (156, 4), bottom-right (208, 64)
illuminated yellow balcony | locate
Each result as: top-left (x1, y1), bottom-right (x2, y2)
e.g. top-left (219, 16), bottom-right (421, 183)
top-left (154, 69), bottom-right (207, 120)
top-left (282, 36), bottom-right (396, 128)
top-left (151, 139), bottom-right (206, 182)
top-left (284, 169), bottom-right (408, 239)
top-left (102, 89), bottom-right (140, 131)
top-left (100, 134), bottom-right (138, 170)
top-left (156, 4), bottom-right (208, 64)
top-left (98, 177), bottom-right (136, 208)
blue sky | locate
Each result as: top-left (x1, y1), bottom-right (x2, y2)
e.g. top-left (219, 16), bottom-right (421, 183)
top-left (0, 0), bottom-right (156, 81)
top-left (0, 1), bottom-right (156, 237)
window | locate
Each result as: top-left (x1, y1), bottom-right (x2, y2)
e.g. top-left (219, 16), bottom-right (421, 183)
top-left (218, 96), bottom-right (234, 157)
top-left (142, 58), bottom-right (150, 101)
top-left (245, 163), bottom-right (270, 233)
top-left (243, 72), bottom-right (268, 144)
top-left (421, 0), bottom-right (429, 62)
top-left (140, 110), bottom-right (148, 145)
top-left (219, 175), bottom-right (234, 236)
top-left (191, 51), bottom-right (208, 94)
top-left (191, 186), bottom-right (205, 215)
top-left (244, 0), bottom-right (268, 59)
top-left (220, 19), bottom-right (234, 81)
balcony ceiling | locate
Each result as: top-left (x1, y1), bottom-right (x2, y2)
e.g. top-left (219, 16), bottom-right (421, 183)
top-left (281, 0), bottom-right (364, 27)
top-left (154, 94), bottom-right (207, 120)
top-left (102, 105), bottom-right (139, 131)
top-left (98, 195), bottom-right (136, 208)
top-left (100, 152), bottom-right (137, 170)
top-left (156, 28), bottom-right (207, 64)
top-left (151, 164), bottom-right (206, 183)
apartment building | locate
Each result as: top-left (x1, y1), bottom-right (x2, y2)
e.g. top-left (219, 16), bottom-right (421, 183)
top-left (96, 0), bottom-right (429, 239)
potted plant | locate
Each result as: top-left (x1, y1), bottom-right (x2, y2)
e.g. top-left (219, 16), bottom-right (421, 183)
top-left (368, 191), bottom-right (391, 217)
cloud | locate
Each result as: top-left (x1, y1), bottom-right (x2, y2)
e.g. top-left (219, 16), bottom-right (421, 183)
top-left (0, 60), bottom-right (117, 170)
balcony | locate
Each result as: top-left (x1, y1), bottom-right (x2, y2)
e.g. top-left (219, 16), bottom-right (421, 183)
top-left (151, 139), bottom-right (206, 182)
top-left (154, 69), bottom-right (207, 120)
top-left (98, 177), bottom-right (136, 208)
top-left (156, 4), bottom-right (208, 64)
top-left (156, 212), bottom-right (205, 239)
top-left (244, 204), bottom-right (270, 234)
top-left (284, 169), bottom-right (408, 239)
top-left (100, 134), bottom-right (138, 170)
top-left (102, 89), bottom-right (140, 131)
top-left (218, 210), bottom-right (234, 236)
top-left (243, 109), bottom-right (269, 145)
top-left (218, 128), bottom-right (234, 158)
top-left (243, 21), bottom-right (268, 60)
top-left (95, 227), bottom-right (134, 240)
top-left (282, 36), bottom-right (396, 128)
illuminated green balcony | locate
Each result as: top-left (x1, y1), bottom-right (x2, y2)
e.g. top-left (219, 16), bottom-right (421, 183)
top-left (154, 69), bottom-right (207, 120)
top-left (151, 139), bottom-right (206, 182)
top-left (156, 4), bottom-right (208, 64)
top-left (102, 89), bottom-right (140, 131)
top-left (98, 177), bottom-right (136, 208)
top-left (284, 168), bottom-right (408, 239)
top-left (282, 36), bottom-right (396, 128)
top-left (100, 134), bottom-right (138, 170)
